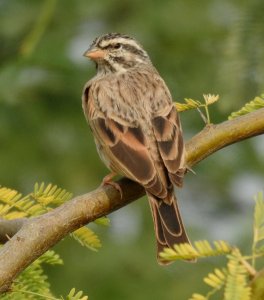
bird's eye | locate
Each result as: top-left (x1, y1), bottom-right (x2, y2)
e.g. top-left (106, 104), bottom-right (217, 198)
top-left (113, 43), bottom-right (121, 49)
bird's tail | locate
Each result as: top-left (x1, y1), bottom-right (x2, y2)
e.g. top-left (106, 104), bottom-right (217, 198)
top-left (147, 191), bottom-right (193, 265)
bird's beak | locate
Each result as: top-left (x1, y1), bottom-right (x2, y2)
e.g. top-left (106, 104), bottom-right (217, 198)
top-left (83, 48), bottom-right (106, 60)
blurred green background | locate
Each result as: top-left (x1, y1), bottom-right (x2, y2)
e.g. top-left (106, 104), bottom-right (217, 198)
top-left (0, 0), bottom-right (263, 299)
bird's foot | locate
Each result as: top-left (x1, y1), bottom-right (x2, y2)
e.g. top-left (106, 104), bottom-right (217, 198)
top-left (100, 172), bottom-right (123, 199)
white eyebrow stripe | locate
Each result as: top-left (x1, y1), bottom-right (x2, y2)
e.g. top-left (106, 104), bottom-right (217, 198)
top-left (99, 37), bottom-right (142, 50)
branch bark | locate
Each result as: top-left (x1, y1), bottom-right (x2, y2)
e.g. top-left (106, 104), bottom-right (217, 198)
top-left (0, 108), bottom-right (264, 292)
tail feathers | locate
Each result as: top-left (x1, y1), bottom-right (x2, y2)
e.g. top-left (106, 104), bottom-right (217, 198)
top-left (147, 191), bottom-right (193, 265)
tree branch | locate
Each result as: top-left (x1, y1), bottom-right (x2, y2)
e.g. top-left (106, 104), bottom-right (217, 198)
top-left (0, 108), bottom-right (264, 292)
top-left (0, 219), bottom-right (27, 243)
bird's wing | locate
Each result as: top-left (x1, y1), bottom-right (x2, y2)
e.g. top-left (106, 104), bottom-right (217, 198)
top-left (82, 78), bottom-right (168, 199)
top-left (152, 103), bottom-right (186, 187)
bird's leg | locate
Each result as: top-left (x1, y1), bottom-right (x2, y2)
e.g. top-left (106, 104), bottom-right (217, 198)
top-left (100, 172), bottom-right (123, 198)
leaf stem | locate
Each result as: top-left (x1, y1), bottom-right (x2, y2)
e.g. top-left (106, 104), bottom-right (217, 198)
top-left (204, 104), bottom-right (211, 124)
top-left (239, 257), bottom-right (257, 277)
top-left (13, 289), bottom-right (60, 300)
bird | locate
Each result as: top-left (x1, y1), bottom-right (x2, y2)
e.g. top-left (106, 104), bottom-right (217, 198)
top-left (82, 33), bottom-right (191, 264)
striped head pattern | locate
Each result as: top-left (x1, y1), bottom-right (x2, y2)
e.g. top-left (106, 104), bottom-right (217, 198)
top-left (84, 33), bottom-right (151, 74)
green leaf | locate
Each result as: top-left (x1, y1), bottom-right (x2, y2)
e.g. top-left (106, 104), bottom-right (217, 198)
top-left (32, 182), bottom-right (73, 207)
top-left (159, 240), bottom-right (232, 261)
top-left (203, 268), bottom-right (227, 289)
top-left (224, 250), bottom-right (251, 300)
top-left (71, 226), bottom-right (101, 251)
top-left (175, 94), bottom-right (219, 112)
top-left (0, 186), bottom-right (45, 217)
top-left (175, 98), bottom-right (203, 112)
top-left (0, 183), bottom-right (95, 299)
top-left (189, 293), bottom-right (207, 300)
top-left (253, 192), bottom-right (264, 254)
top-left (94, 216), bottom-right (110, 226)
top-left (5, 263), bottom-right (54, 300)
top-left (66, 288), bottom-right (88, 300)
top-left (228, 95), bottom-right (264, 120)
top-left (37, 250), bottom-right (63, 265)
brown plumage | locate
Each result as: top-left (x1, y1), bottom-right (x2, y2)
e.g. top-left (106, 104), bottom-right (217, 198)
top-left (82, 33), bottom-right (191, 264)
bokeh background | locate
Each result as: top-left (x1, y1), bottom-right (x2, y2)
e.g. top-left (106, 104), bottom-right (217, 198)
top-left (0, 0), bottom-right (263, 299)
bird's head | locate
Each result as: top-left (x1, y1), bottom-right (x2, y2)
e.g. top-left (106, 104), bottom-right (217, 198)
top-left (84, 33), bottom-right (150, 74)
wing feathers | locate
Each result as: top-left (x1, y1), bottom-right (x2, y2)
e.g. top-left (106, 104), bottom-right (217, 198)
top-left (152, 116), bottom-right (174, 140)
top-left (144, 173), bottom-right (167, 198)
top-left (152, 106), bottom-right (185, 187)
top-left (97, 118), bottom-right (117, 145)
top-left (94, 117), bottom-right (168, 197)
top-left (111, 140), bottom-right (154, 182)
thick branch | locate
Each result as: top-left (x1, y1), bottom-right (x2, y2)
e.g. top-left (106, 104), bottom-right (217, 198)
top-left (0, 219), bottom-right (27, 243)
top-left (0, 108), bottom-right (264, 292)
top-left (186, 108), bottom-right (264, 166)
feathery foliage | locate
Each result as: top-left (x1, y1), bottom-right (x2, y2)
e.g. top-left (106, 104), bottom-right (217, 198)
top-left (5, 264), bottom-right (53, 300)
top-left (0, 183), bottom-right (96, 299)
top-left (71, 226), bottom-right (102, 251)
top-left (160, 240), bottom-right (232, 261)
top-left (33, 182), bottom-right (73, 207)
top-left (224, 250), bottom-right (251, 300)
top-left (203, 268), bottom-right (227, 290)
top-left (228, 94), bottom-right (264, 120)
top-left (67, 288), bottom-right (88, 300)
top-left (189, 268), bottom-right (227, 300)
top-left (0, 248), bottom-right (63, 299)
top-left (187, 192), bottom-right (264, 300)
top-left (0, 183), bottom-right (104, 251)
top-left (0, 183), bottom-right (73, 218)
top-left (252, 191), bottom-right (264, 269)
top-left (94, 216), bottom-right (110, 226)
top-left (38, 250), bottom-right (64, 265)
top-left (175, 94), bottom-right (219, 123)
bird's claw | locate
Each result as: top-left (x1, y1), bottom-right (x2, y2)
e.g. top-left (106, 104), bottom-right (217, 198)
top-left (100, 173), bottom-right (123, 199)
